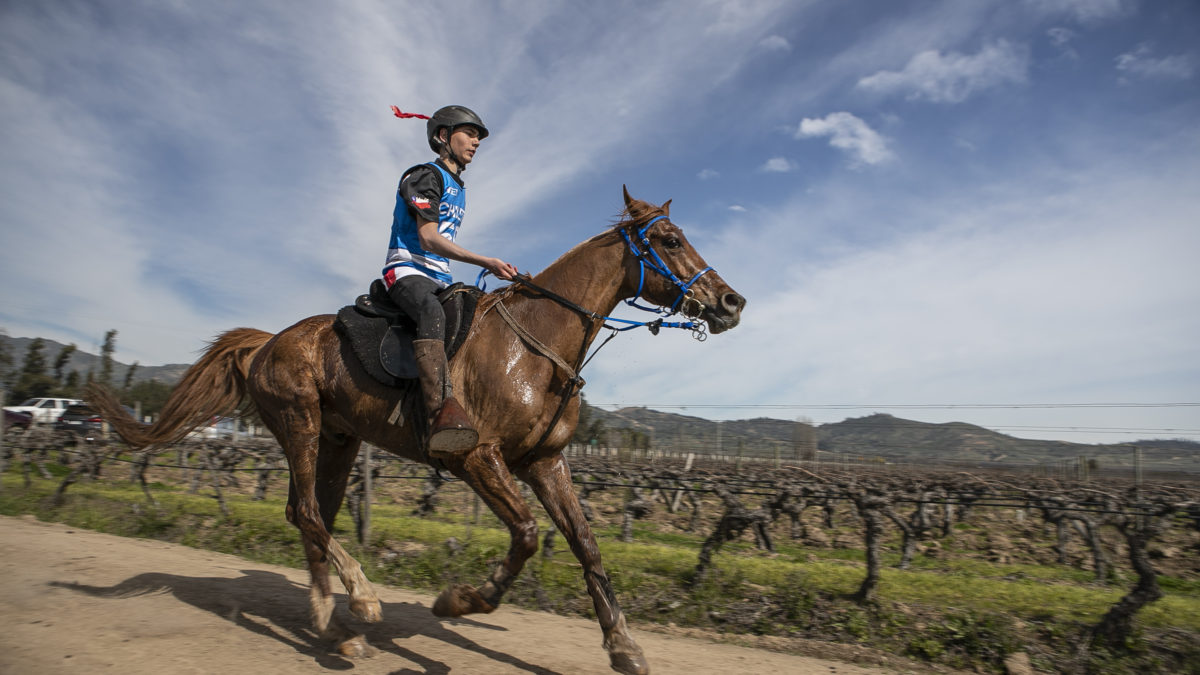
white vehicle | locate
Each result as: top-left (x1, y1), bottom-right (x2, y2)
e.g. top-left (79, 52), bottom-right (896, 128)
top-left (2, 397), bottom-right (83, 424)
top-left (188, 415), bottom-right (241, 439)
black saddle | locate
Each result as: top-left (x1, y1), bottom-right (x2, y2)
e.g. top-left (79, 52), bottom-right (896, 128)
top-left (334, 279), bottom-right (483, 386)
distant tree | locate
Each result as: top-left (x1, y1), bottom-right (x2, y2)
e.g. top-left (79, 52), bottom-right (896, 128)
top-left (0, 328), bottom-right (13, 392)
top-left (793, 416), bottom-right (817, 461)
top-left (572, 394), bottom-right (606, 444)
top-left (63, 371), bottom-right (81, 397)
top-left (630, 430), bottom-right (646, 450)
top-left (53, 344), bottom-right (77, 384)
top-left (122, 361), bottom-right (139, 390)
top-left (11, 338), bottom-right (56, 401)
top-left (123, 380), bottom-right (174, 418)
top-left (637, 430), bottom-right (651, 451)
top-left (99, 329), bottom-right (117, 387)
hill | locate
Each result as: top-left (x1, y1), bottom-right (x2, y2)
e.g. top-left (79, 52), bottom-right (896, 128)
top-left (0, 334), bottom-right (190, 388)
top-left (585, 407), bottom-right (1200, 473)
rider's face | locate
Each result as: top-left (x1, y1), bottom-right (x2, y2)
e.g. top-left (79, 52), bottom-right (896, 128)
top-left (445, 126), bottom-right (481, 165)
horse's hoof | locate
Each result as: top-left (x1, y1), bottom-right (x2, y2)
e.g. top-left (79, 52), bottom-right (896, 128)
top-left (432, 584), bottom-right (496, 617)
top-left (609, 651), bottom-right (650, 675)
top-left (350, 597), bottom-right (383, 623)
top-left (336, 635), bottom-right (378, 658)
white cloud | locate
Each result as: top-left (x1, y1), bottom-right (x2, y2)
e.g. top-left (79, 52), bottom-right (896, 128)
top-left (1047, 26), bottom-right (1079, 59)
top-left (1047, 27), bottom-right (1076, 48)
top-left (1116, 44), bottom-right (1195, 81)
top-left (1023, 0), bottom-right (1132, 23)
top-left (728, 204), bottom-right (747, 212)
top-left (795, 112), bottom-right (894, 166)
top-left (698, 168), bottom-right (720, 180)
top-left (759, 35), bottom-right (791, 52)
top-left (760, 157), bottom-right (795, 173)
top-left (856, 40), bottom-right (1030, 103)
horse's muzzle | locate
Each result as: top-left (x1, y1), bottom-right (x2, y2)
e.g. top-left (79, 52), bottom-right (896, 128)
top-left (702, 291), bottom-right (745, 334)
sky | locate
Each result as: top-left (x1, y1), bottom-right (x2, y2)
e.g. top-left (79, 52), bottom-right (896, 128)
top-left (2, 0), bottom-right (1198, 445)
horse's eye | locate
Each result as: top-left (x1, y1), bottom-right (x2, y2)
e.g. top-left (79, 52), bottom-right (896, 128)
top-left (664, 237), bottom-right (683, 250)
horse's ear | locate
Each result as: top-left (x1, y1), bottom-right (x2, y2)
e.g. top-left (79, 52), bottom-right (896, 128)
top-left (660, 199), bottom-right (672, 216)
top-left (623, 185), bottom-right (634, 208)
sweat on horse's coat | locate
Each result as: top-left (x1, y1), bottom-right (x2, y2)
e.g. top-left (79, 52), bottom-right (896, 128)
top-left (87, 188), bottom-right (745, 675)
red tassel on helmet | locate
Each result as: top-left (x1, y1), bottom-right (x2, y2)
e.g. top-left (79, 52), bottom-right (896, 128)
top-left (391, 106), bottom-right (430, 120)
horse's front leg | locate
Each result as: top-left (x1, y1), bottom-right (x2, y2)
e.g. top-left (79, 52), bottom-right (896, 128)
top-left (435, 443), bottom-right (538, 616)
top-left (519, 453), bottom-right (649, 675)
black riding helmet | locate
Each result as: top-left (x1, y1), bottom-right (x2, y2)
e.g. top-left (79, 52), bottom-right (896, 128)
top-left (427, 105), bottom-right (489, 154)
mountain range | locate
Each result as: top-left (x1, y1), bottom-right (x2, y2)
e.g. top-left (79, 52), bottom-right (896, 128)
top-left (1, 335), bottom-right (189, 387)
top-left (585, 405), bottom-right (1199, 473)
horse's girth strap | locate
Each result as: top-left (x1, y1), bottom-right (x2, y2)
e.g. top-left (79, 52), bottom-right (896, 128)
top-left (495, 301), bottom-right (585, 388)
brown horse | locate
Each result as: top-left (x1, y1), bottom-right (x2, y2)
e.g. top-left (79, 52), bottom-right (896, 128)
top-left (89, 188), bottom-right (744, 674)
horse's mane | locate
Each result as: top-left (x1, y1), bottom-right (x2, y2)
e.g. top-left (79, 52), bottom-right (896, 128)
top-left (610, 196), bottom-right (669, 231)
top-left (531, 193), bottom-right (672, 281)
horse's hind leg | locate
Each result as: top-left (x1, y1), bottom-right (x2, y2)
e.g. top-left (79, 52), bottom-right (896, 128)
top-left (314, 431), bottom-right (382, 623)
top-left (280, 428), bottom-right (379, 657)
top-left (434, 443), bottom-right (539, 616)
top-left (520, 454), bottom-right (649, 675)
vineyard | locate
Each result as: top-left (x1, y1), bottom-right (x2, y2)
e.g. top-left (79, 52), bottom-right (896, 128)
top-left (3, 425), bottom-right (1199, 674)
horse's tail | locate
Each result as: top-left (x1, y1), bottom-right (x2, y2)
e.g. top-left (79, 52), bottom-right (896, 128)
top-left (85, 328), bottom-right (274, 451)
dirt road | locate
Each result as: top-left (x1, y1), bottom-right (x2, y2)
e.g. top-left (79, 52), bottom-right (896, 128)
top-left (0, 515), bottom-right (912, 674)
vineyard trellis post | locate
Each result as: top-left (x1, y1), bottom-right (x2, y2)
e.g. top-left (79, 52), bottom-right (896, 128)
top-left (0, 390), bottom-right (6, 486)
top-left (361, 443), bottom-right (372, 545)
top-left (1133, 445), bottom-right (1142, 493)
top-left (202, 448), bottom-right (230, 517)
top-left (0, 390), bottom-right (8, 494)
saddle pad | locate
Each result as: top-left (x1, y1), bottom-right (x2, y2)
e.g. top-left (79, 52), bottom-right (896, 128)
top-left (333, 284), bottom-right (484, 388)
top-left (335, 306), bottom-right (412, 385)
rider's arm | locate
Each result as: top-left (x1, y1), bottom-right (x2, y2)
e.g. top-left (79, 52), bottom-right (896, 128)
top-left (416, 218), bottom-right (517, 280)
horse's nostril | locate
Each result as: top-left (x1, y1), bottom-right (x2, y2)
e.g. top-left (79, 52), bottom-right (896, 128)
top-left (722, 293), bottom-right (745, 312)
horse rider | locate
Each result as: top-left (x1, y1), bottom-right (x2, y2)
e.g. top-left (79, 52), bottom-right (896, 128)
top-left (382, 105), bottom-right (518, 459)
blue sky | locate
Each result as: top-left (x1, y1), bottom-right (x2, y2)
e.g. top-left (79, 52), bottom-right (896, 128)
top-left (2, 0), bottom-right (1198, 444)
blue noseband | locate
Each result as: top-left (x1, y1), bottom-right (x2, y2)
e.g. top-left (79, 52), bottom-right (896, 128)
top-left (618, 215), bottom-right (713, 316)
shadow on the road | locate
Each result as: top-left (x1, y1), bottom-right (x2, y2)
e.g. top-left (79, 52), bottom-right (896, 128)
top-left (50, 570), bottom-right (562, 674)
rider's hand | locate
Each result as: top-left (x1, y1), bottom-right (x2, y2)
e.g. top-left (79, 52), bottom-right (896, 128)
top-left (489, 259), bottom-right (518, 281)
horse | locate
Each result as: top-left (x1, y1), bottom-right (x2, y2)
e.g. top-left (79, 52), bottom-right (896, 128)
top-left (88, 188), bottom-right (745, 675)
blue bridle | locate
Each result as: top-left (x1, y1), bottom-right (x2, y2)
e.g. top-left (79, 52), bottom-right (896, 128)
top-left (475, 214), bottom-right (715, 339)
top-left (618, 215), bottom-right (714, 316)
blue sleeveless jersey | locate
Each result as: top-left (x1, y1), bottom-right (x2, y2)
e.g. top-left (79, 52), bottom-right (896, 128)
top-left (382, 162), bottom-right (466, 288)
